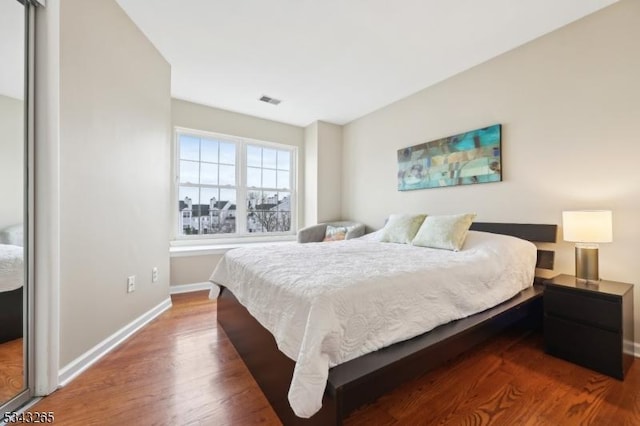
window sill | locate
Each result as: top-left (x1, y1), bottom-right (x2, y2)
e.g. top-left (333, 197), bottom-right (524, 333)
top-left (169, 237), bottom-right (297, 257)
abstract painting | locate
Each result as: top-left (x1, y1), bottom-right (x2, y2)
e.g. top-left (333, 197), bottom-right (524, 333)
top-left (397, 124), bottom-right (502, 191)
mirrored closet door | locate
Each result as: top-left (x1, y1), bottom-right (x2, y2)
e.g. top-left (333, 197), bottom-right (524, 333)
top-left (0, 0), bottom-right (34, 412)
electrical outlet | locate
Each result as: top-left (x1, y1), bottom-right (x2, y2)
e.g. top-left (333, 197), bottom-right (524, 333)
top-left (127, 275), bottom-right (136, 293)
top-left (152, 267), bottom-right (158, 283)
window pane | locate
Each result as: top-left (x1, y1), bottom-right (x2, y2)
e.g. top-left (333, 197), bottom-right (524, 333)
top-left (220, 142), bottom-right (236, 165)
top-left (178, 186), bottom-right (200, 235)
top-left (180, 135), bottom-right (200, 161)
top-left (277, 192), bottom-right (291, 211)
top-left (178, 186), bottom-right (200, 207)
top-left (247, 145), bottom-right (262, 167)
top-left (196, 188), bottom-right (237, 235)
top-left (277, 150), bottom-right (290, 171)
top-left (219, 164), bottom-right (235, 186)
top-left (263, 148), bottom-right (277, 168)
top-left (220, 188), bottom-right (236, 205)
top-left (247, 166), bottom-right (261, 188)
top-left (201, 187), bottom-right (219, 207)
top-left (218, 189), bottom-right (237, 234)
top-left (180, 160), bottom-right (199, 184)
top-left (201, 138), bottom-right (218, 163)
top-left (248, 191), bottom-right (277, 233)
top-left (201, 187), bottom-right (217, 235)
top-left (276, 193), bottom-right (290, 231)
top-left (247, 190), bottom-right (260, 212)
top-left (200, 163), bottom-right (218, 185)
top-left (262, 169), bottom-right (276, 188)
top-left (277, 211), bottom-right (291, 232)
top-left (266, 191), bottom-right (279, 206)
top-left (277, 171), bottom-right (290, 189)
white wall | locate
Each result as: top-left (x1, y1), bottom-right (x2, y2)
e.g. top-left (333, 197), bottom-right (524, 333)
top-left (342, 0), bottom-right (640, 342)
top-left (0, 95), bottom-right (23, 230)
top-left (58, 0), bottom-right (172, 366)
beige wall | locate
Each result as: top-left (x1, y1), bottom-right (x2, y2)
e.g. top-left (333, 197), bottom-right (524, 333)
top-left (342, 0), bottom-right (640, 342)
top-left (172, 98), bottom-right (305, 151)
top-left (0, 95), bottom-right (23, 230)
top-left (59, 0), bottom-right (171, 366)
top-left (170, 254), bottom-right (222, 286)
top-left (170, 99), bottom-right (305, 286)
top-left (304, 121), bottom-right (344, 225)
top-left (304, 122), bottom-right (318, 226)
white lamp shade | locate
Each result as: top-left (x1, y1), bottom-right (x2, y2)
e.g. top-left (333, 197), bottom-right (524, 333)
top-left (562, 210), bottom-right (613, 243)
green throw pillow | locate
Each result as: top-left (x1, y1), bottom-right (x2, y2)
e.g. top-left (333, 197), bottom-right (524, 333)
top-left (380, 213), bottom-right (427, 244)
top-left (411, 213), bottom-right (476, 251)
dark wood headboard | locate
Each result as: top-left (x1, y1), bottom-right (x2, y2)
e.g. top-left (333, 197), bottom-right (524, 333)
top-left (470, 222), bottom-right (557, 270)
top-left (470, 222), bottom-right (557, 243)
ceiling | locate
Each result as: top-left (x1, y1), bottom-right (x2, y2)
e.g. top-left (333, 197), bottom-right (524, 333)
top-left (126, 1), bottom-right (613, 127)
top-left (0, 1), bottom-right (620, 116)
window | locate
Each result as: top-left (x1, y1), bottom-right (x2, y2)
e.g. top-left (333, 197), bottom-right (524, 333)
top-left (246, 145), bottom-right (292, 233)
top-left (176, 129), bottom-right (296, 239)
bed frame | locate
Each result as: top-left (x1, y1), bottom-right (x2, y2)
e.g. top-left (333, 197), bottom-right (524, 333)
top-left (0, 287), bottom-right (23, 344)
top-left (216, 222), bottom-right (557, 425)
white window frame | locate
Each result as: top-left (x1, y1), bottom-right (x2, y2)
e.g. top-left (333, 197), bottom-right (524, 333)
top-left (173, 127), bottom-right (297, 243)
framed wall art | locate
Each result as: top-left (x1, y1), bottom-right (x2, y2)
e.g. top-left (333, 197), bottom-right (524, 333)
top-left (397, 124), bottom-right (502, 191)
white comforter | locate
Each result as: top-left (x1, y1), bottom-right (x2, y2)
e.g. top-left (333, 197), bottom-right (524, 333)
top-left (0, 244), bottom-right (24, 292)
top-left (209, 231), bottom-right (536, 418)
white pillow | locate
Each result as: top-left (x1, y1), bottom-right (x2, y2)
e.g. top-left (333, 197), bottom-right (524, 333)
top-left (411, 213), bottom-right (476, 251)
top-left (380, 213), bottom-right (427, 244)
top-left (0, 224), bottom-right (23, 247)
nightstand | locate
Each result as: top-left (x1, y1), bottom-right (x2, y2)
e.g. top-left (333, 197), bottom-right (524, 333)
top-left (544, 274), bottom-right (634, 380)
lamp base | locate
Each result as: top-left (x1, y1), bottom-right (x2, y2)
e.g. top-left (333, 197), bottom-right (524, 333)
top-left (575, 244), bottom-right (599, 282)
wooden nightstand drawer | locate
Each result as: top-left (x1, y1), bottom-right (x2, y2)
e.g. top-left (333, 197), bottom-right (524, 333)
top-left (545, 286), bottom-right (620, 331)
top-left (543, 274), bottom-right (634, 380)
top-left (545, 314), bottom-right (623, 378)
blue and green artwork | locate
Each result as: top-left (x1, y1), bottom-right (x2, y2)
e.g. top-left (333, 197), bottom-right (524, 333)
top-left (397, 124), bottom-right (502, 191)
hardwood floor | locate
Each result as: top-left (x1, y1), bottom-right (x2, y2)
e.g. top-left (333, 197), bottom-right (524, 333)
top-left (0, 338), bottom-right (23, 403)
top-left (29, 291), bottom-right (640, 425)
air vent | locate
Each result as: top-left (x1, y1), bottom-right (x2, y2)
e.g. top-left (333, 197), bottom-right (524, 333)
top-left (259, 95), bottom-right (282, 105)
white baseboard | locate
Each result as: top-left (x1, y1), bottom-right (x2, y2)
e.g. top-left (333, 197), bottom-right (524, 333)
top-left (58, 297), bottom-right (172, 387)
top-left (634, 342), bottom-right (640, 358)
top-left (170, 281), bottom-right (211, 294)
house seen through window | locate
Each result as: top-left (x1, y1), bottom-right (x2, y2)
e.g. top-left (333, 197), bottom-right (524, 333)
top-left (177, 130), bottom-right (295, 238)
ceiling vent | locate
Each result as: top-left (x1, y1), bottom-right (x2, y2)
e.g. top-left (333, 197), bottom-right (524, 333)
top-left (259, 95), bottom-right (282, 105)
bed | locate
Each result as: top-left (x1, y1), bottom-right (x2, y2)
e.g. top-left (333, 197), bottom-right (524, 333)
top-left (0, 225), bottom-right (25, 344)
top-left (212, 222), bottom-right (557, 425)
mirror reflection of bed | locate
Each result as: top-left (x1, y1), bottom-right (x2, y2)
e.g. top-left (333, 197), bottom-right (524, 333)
top-left (1, 0), bottom-right (28, 410)
top-left (0, 224), bottom-right (24, 402)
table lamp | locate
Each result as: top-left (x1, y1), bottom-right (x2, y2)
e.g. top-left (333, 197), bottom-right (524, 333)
top-left (562, 210), bottom-right (612, 282)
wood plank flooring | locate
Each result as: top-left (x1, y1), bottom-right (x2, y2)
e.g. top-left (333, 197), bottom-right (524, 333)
top-left (28, 291), bottom-right (640, 425)
top-left (0, 338), bottom-right (23, 403)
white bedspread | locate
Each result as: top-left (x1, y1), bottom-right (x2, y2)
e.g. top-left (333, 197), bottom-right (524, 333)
top-left (209, 230), bottom-right (536, 418)
top-left (0, 244), bottom-right (24, 292)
